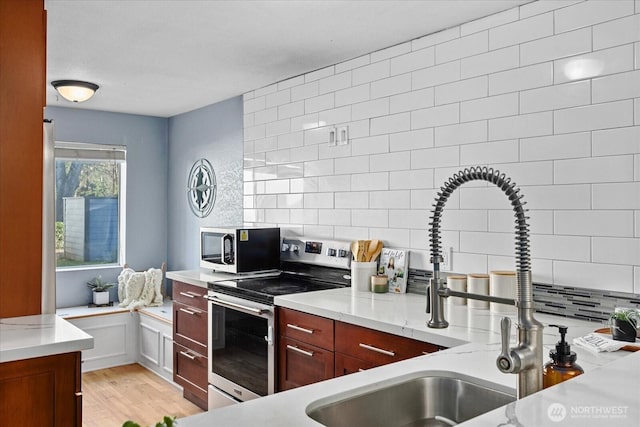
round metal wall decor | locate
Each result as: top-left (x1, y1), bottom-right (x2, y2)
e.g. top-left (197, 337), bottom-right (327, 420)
top-left (187, 158), bottom-right (217, 218)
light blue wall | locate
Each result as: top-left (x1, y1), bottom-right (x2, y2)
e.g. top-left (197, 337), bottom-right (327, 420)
top-left (167, 96), bottom-right (244, 274)
top-left (46, 107), bottom-right (169, 307)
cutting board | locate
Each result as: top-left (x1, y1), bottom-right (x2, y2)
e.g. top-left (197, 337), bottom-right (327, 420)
top-left (594, 328), bottom-right (640, 352)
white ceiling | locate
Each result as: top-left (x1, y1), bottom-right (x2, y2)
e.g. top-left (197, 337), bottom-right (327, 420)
top-left (46, 0), bottom-right (529, 118)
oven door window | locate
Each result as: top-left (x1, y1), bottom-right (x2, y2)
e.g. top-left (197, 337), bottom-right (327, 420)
top-left (210, 305), bottom-right (268, 396)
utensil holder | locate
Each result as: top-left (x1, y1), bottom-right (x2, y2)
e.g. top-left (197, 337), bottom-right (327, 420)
top-left (351, 261), bottom-right (377, 293)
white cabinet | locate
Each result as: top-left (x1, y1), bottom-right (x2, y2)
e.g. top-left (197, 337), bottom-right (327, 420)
top-left (66, 311), bottom-right (139, 372)
top-left (139, 311), bottom-right (174, 382)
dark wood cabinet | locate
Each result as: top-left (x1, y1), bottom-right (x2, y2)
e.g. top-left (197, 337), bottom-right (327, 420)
top-left (172, 281), bottom-right (208, 410)
top-left (277, 307), bottom-right (441, 390)
top-left (0, 352), bottom-right (81, 426)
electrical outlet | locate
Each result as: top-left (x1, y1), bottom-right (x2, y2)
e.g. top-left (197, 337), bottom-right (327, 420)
top-left (441, 246), bottom-right (453, 271)
top-left (328, 127), bottom-right (337, 147)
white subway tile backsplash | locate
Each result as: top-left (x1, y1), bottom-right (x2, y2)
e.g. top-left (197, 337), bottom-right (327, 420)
top-left (303, 192), bottom-right (334, 208)
top-left (304, 159), bottom-right (334, 177)
top-left (370, 112), bottom-right (411, 135)
top-left (593, 13), bottom-right (640, 50)
top-left (319, 72), bottom-right (352, 95)
top-left (489, 111), bottom-right (552, 140)
top-left (290, 209), bottom-right (318, 225)
top-left (555, 155), bottom-right (634, 184)
top-left (489, 13), bottom-right (553, 50)
top-left (336, 54), bottom-right (370, 73)
top-left (266, 89), bottom-right (291, 108)
top-left (351, 135), bottom-right (389, 156)
top-left (391, 47), bottom-right (435, 76)
top-left (555, 0), bottom-right (634, 34)
top-left (435, 76), bottom-right (488, 105)
top-left (461, 46), bottom-right (519, 79)
top-left (390, 88), bottom-right (434, 113)
top-left (291, 81), bottom-right (319, 101)
top-left (412, 61), bottom-right (461, 90)
top-left (460, 139), bottom-right (517, 165)
top-left (278, 101), bottom-right (304, 120)
top-left (412, 27), bottom-right (460, 50)
top-left (370, 151), bottom-right (411, 172)
top-left (335, 155), bottom-right (369, 175)
top-left (520, 132), bottom-right (591, 161)
top-left (462, 8), bottom-right (520, 37)
top-left (592, 69), bottom-right (640, 103)
top-left (351, 172), bottom-right (389, 191)
top-left (305, 66), bottom-right (335, 83)
top-left (411, 146), bottom-right (460, 169)
top-left (305, 93), bottom-right (334, 114)
top-left (531, 234), bottom-right (591, 262)
top-left (370, 190), bottom-right (411, 209)
top-left (521, 27), bottom-right (592, 66)
top-left (411, 103), bottom-right (460, 129)
top-left (371, 74), bottom-right (412, 99)
top-left (554, 44), bottom-right (635, 84)
top-left (318, 209), bottom-right (352, 226)
top-left (335, 84), bottom-right (370, 107)
top-left (435, 120), bottom-right (487, 147)
top-left (489, 62), bottom-right (553, 95)
top-left (593, 182), bottom-right (640, 209)
top-left (520, 80), bottom-right (591, 113)
top-left (278, 194), bottom-right (303, 209)
top-left (441, 210), bottom-right (488, 232)
top-left (460, 93), bottom-right (518, 122)
top-left (553, 261), bottom-right (633, 292)
top-left (352, 209), bottom-right (389, 228)
top-left (335, 191), bottom-right (369, 209)
top-left (554, 99), bottom-right (634, 134)
top-left (555, 210), bottom-right (634, 237)
top-left (352, 98), bottom-right (389, 121)
top-left (243, 0), bottom-right (639, 294)
top-left (389, 169), bottom-right (434, 190)
top-left (518, 184), bottom-right (592, 210)
top-left (436, 31), bottom-right (488, 64)
top-left (352, 60), bottom-right (390, 85)
top-left (390, 128), bottom-right (434, 152)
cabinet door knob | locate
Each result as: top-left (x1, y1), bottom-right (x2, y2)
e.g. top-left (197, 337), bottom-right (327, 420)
top-left (179, 307), bottom-right (199, 316)
top-left (179, 350), bottom-right (197, 360)
top-left (286, 323), bottom-right (314, 334)
top-left (286, 344), bottom-right (314, 357)
top-left (359, 343), bottom-right (395, 357)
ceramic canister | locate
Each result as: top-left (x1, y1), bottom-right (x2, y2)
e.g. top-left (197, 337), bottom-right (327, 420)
top-left (446, 275), bottom-right (467, 305)
top-left (490, 270), bottom-right (516, 314)
top-left (351, 261), bottom-right (377, 293)
top-left (467, 273), bottom-right (489, 309)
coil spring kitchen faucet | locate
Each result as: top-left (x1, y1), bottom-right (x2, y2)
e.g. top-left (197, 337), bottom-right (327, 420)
top-left (426, 166), bottom-right (543, 399)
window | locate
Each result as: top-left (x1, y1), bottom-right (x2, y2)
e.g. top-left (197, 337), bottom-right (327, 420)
top-left (54, 142), bottom-right (126, 269)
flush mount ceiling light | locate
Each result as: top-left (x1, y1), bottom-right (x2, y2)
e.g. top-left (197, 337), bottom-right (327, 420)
top-left (51, 80), bottom-right (99, 103)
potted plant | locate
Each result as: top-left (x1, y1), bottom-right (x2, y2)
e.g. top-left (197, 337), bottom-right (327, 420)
top-left (608, 308), bottom-right (639, 342)
top-left (87, 275), bottom-right (115, 305)
top-left (122, 416), bottom-right (176, 427)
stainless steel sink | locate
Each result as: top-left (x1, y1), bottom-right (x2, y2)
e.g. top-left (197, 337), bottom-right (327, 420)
top-left (306, 371), bottom-right (515, 427)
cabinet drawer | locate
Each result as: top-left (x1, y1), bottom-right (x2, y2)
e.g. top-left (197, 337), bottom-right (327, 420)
top-left (278, 308), bottom-right (334, 351)
top-left (173, 281), bottom-right (208, 311)
top-left (335, 352), bottom-right (376, 377)
top-left (335, 322), bottom-right (438, 365)
top-left (174, 301), bottom-right (208, 354)
top-left (174, 343), bottom-right (208, 395)
top-left (278, 336), bottom-right (334, 391)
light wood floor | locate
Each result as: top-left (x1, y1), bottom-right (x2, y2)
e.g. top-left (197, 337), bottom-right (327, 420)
top-left (82, 364), bottom-right (203, 427)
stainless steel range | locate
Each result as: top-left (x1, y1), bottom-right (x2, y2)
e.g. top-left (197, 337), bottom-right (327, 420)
top-left (205, 237), bottom-right (352, 409)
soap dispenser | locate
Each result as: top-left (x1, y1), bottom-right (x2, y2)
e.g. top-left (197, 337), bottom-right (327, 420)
top-left (543, 324), bottom-right (584, 388)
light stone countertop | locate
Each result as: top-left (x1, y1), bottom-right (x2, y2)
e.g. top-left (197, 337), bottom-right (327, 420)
top-left (166, 269), bottom-right (248, 288)
top-left (0, 314), bottom-right (94, 363)
top-left (179, 287), bottom-right (639, 426)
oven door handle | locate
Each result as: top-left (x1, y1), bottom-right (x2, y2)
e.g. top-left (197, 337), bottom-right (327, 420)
top-left (207, 295), bottom-right (269, 315)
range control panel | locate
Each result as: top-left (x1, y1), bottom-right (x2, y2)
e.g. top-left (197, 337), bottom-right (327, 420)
top-left (281, 237), bottom-right (351, 269)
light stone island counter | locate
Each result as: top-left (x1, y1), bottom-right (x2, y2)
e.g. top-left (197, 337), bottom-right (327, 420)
top-left (0, 314), bottom-right (94, 363)
top-left (179, 287), bottom-right (639, 427)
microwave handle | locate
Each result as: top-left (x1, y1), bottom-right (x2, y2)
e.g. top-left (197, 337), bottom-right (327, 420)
top-left (221, 233), bottom-right (233, 265)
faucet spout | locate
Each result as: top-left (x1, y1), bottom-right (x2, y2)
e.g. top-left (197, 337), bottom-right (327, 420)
top-left (426, 167), bottom-right (543, 399)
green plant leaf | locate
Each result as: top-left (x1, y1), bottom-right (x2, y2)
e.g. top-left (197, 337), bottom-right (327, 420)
top-left (122, 422), bottom-right (140, 427)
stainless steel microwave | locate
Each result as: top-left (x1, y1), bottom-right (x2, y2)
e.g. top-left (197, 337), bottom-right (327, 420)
top-left (200, 227), bottom-right (281, 274)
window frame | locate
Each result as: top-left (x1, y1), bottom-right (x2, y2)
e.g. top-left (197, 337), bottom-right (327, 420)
top-left (54, 141), bottom-right (127, 271)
